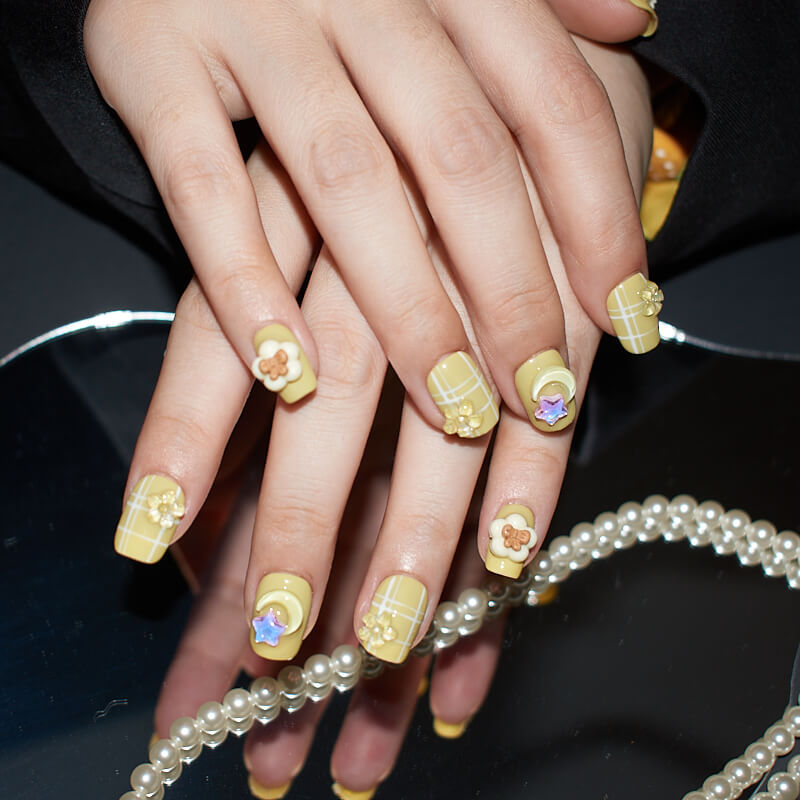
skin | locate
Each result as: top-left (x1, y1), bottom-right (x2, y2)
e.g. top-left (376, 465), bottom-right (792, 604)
top-left (147, 38), bottom-right (653, 790)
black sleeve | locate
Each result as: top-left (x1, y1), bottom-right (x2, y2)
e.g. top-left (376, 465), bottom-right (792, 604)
top-left (2, 0), bottom-right (799, 270)
top-left (631, 0), bottom-right (800, 275)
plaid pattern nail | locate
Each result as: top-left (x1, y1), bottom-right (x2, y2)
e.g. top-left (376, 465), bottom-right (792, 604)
top-left (114, 475), bottom-right (184, 564)
top-left (359, 575), bottom-right (428, 664)
top-left (606, 273), bottom-right (662, 355)
top-left (427, 352), bottom-right (499, 437)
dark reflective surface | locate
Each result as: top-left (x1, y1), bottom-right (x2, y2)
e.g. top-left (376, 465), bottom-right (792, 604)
top-left (2, 324), bottom-right (800, 799)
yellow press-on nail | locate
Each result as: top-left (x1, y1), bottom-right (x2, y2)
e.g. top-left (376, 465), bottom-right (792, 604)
top-left (626, 0), bottom-right (658, 36)
top-left (417, 675), bottom-right (429, 698)
top-left (148, 732), bottom-right (159, 750)
top-left (250, 573), bottom-right (312, 661)
top-left (433, 717), bottom-right (470, 739)
top-left (248, 776), bottom-right (292, 799)
top-left (606, 272), bottom-right (663, 354)
top-left (358, 575), bottom-right (428, 664)
top-left (331, 783), bottom-right (376, 800)
top-left (485, 504), bottom-right (537, 579)
top-left (114, 474), bottom-right (185, 564)
top-left (252, 324), bottom-right (316, 404)
top-left (514, 350), bottom-right (576, 433)
top-left (426, 351), bottom-right (498, 438)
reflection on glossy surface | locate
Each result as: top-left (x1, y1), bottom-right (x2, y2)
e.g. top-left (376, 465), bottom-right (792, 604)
top-left (1, 324), bottom-right (800, 799)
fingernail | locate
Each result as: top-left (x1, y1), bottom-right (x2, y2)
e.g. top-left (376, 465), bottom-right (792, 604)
top-left (250, 573), bottom-right (312, 661)
top-left (606, 272), bottom-right (664, 354)
top-left (358, 575), bottom-right (428, 664)
top-left (427, 351), bottom-right (498, 438)
top-left (252, 324), bottom-right (316, 404)
top-left (530, 584), bottom-right (560, 606)
top-left (331, 782), bottom-right (377, 800)
top-left (417, 675), bottom-right (429, 697)
top-left (248, 776), bottom-right (292, 799)
top-left (514, 350), bottom-right (577, 433)
top-left (433, 717), bottom-right (470, 739)
top-left (626, 0), bottom-right (658, 37)
top-left (114, 475), bottom-right (185, 563)
top-left (485, 504), bottom-right (537, 579)
top-left (148, 732), bottom-right (159, 749)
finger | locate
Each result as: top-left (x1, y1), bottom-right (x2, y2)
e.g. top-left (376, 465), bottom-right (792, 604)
top-left (244, 247), bottom-right (389, 662)
top-left (435, 2), bottom-right (663, 355)
top-left (353, 398), bottom-right (488, 665)
top-left (546, 0), bottom-right (659, 41)
top-left (113, 140), bottom-right (315, 564)
top-left (83, 16), bottom-right (319, 403)
top-left (328, 0), bottom-right (571, 429)
top-left (222, 14), bottom-right (498, 438)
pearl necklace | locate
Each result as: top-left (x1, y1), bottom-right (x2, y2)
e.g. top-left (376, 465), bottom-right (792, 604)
top-left (118, 495), bottom-right (800, 800)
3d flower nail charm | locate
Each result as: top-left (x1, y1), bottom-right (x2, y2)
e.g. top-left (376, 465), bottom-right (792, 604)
top-left (358, 612), bottom-right (397, 651)
top-left (534, 394), bottom-right (569, 427)
top-left (252, 609), bottom-right (287, 647)
top-left (251, 340), bottom-right (303, 392)
top-left (638, 280), bottom-right (664, 317)
top-left (146, 490), bottom-right (186, 528)
top-left (489, 512), bottom-right (537, 563)
top-left (442, 401), bottom-right (483, 438)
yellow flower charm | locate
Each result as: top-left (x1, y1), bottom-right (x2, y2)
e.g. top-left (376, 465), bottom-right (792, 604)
top-left (358, 612), bottom-right (397, 651)
top-left (639, 280), bottom-right (664, 318)
top-left (442, 401), bottom-right (483, 438)
top-left (146, 490), bottom-right (186, 528)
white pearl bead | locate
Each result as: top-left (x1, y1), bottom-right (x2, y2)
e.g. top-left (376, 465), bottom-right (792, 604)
top-left (169, 716), bottom-right (200, 748)
top-left (702, 775), bottom-right (731, 800)
top-left (458, 615), bottom-right (483, 636)
top-left (149, 739), bottom-right (179, 771)
top-left (736, 538), bottom-right (764, 566)
top-left (251, 676), bottom-right (281, 708)
top-left (591, 536), bottom-right (615, 559)
top-left (642, 494), bottom-right (669, 522)
top-left (668, 494), bottom-right (697, 523)
top-left (549, 563), bottom-right (571, 583)
top-left (131, 764), bottom-right (161, 795)
top-left (569, 549), bottom-right (593, 570)
top-left (278, 665), bottom-right (307, 708)
top-left (615, 524), bottom-right (638, 549)
top-left (746, 520), bottom-right (777, 550)
top-left (638, 520), bottom-right (663, 543)
top-left (120, 793), bottom-right (145, 800)
top-left (767, 772), bottom-right (798, 800)
top-left (681, 792), bottom-right (707, 800)
top-left (744, 741), bottom-right (775, 773)
top-left (775, 531), bottom-right (800, 560)
top-left (549, 536), bottom-right (574, 564)
top-left (710, 530), bottom-right (738, 555)
top-left (531, 551), bottom-right (554, 578)
top-left (304, 654), bottom-right (334, 688)
top-left (720, 509), bottom-right (750, 539)
top-left (594, 512), bottom-right (619, 539)
top-left (434, 629), bottom-right (459, 649)
top-left (570, 522), bottom-right (596, 554)
top-left (196, 701), bottom-right (225, 733)
top-left (764, 724), bottom-right (795, 755)
top-left (695, 500), bottom-right (724, 531)
top-left (663, 517), bottom-right (688, 542)
top-left (762, 550), bottom-right (788, 577)
top-left (224, 688), bottom-right (254, 720)
top-left (458, 588), bottom-right (488, 620)
top-left (722, 758), bottom-right (751, 787)
top-left (435, 601), bottom-right (463, 633)
top-left (787, 753), bottom-right (800, 777)
top-left (750, 793), bottom-right (772, 800)
top-left (782, 705), bottom-right (800, 736)
top-left (331, 644), bottom-right (362, 677)
top-left (687, 523), bottom-right (712, 547)
top-left (617, 501), bottom-right (642, 526)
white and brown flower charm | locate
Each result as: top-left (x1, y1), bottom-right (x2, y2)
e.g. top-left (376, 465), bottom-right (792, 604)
top-left (251, 339), bottom-right (303, 392)
top-left (488, 512), bottom-right (537, 563)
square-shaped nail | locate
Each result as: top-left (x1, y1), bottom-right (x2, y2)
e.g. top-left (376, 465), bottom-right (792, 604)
top-left (358, 575), bottom-right (428, 664)
top-left (114, 474), bottom-right (185, 564)
top-left (514, 350), bottom-right (576, 433)
top-left (485, 504), bottom-right (537, 579)
top-left (250, 573), bottom-right (312, 661)
top-left (606, 273), bottom-right (663, 354)
top-left (426, 351), bottom-right (498, 438)
top-left (251, 324), bottom-right (316, 403)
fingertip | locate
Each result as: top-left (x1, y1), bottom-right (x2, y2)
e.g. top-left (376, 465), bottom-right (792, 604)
top-left (248, 776), bottom-right (293, 800)
top-left (331, 782), bottom-right (377, 800)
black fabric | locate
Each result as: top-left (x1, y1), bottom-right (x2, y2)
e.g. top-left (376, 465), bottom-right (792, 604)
top-left (2, 0), bottom-right (800, 272)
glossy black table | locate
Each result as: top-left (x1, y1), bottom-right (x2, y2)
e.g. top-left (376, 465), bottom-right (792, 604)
top-left (2, 317), bottom-right (799, 800)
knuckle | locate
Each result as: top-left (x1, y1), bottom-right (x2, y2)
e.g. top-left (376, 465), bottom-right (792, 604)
top-left (483, 277), bottom-right (562, 334)
top-left (533, 54), bottom-right (610, 130)
top-left (152, 411), bottom-right (215, 459)
top-left (426, 106), bottom-right (510, 185)
top-left (163, 146), bottom-right (241, 212)
top-left (264, 499), bottom-right (333, 551)
top-left (307, 122), bottom-right (392, 199)
top-left (173, 281), bottom-right (222, 337)
top-left (392, 510), bottom-right (460, 551)
top-left (203, 259), bottom-right (268, 312)
top-left (391, 289), bottom-right (453, 344)
top-left (313, 320), bottom-right (385, 399)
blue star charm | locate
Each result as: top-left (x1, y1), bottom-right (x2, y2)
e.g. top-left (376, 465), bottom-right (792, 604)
top-left (252, 610), bottom-right (287, 646)
top-left (534, 394), bottom-right (569, 426)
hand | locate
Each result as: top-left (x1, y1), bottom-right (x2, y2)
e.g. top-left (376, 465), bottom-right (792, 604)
top-left (85, 0), bottom-right (658, 456)
top-left (137, 35), bottom-right (653, 793)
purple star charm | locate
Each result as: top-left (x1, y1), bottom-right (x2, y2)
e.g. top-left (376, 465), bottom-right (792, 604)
top-left (534, 394), bottom-right (569, 426)
top-left (252, 610), bottom-right (287, 647)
